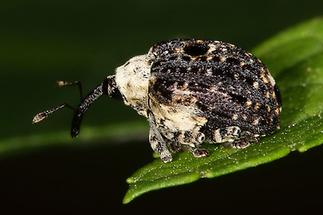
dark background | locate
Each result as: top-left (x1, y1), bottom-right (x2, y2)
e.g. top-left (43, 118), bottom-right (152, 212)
top-left (1, 0), bottom-right (323, 214)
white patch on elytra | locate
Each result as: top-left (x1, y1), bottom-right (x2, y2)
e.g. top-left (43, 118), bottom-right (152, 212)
top-left (154, 103), bottom-right (207, 132)
top-left (253, 81), bottom-right (259, 89)
top-left (252, 118), bottom-right (260, 125)
top-left (115, 54), bottom-right (151, 117)
top-left (148, 94), bottom-right (207, 146)
top-left (220, 56), bottom-right (226, 62)
top-left (208, 44), bottom-right (217, 53)
top-left (213, 129), bottom-right (222, 143)
top-left (267, 73), bottom-right (276, 86)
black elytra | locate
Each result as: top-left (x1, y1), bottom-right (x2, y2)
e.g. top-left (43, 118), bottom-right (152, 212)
top-left (149, 39), bottom-right (281, 139)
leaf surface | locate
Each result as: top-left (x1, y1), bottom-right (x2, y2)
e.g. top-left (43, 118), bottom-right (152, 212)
top-left (123, 18), bottom-right (323, 204)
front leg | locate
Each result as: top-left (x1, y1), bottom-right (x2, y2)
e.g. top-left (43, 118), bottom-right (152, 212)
top-left (148, 112), bottom-right (173, 163)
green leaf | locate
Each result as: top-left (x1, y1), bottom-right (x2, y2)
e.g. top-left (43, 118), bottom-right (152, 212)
top-left (123, 18), bottom-right (323, 204)
top-left (0, 121), bottom-right (148, 156)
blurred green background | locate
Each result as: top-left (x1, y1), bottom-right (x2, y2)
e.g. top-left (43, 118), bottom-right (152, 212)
top-left (1, 0), bottom-right (323, 213)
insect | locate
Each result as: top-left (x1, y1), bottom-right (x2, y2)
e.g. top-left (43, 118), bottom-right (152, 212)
top-left (33, 39), bottom-right (282, 163)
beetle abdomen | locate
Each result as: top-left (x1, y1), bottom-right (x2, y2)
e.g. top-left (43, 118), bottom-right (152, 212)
top-left (148, 39), bottom-right (281, 142)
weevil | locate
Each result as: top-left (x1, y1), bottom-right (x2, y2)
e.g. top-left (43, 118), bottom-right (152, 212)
top-left (33, 39), bottom-right (282, 163)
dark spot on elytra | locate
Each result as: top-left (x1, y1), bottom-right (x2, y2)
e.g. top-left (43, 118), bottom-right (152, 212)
top-left (211, 67), bottom-right (237, 81)
top-left (212, 56), bottom-right (221, 62)
top-left (245, 77), bottom-right (255, 86)
top-left (177, 81), bottom-right (186, 88)
top-left (182, 55), bottom-right (192, 62)
top-left (168, 55), bottom-right (178, 61)
top-left (212, 68), bottom-right (225, 76)
top-left (152, 60), bottom-right (162, 68)
top-left (225, 57), bottom-right (241, 66)
top-left (151, 78), bottom-right (176, 102)
top-left (242, 64), bottom-right (260, 76)
top-left (228, 93), bottom-right (248, 105)
top-left (196, 56), bottom-right (208, 61)
top-left (184, 43), bottom-right (209, 56)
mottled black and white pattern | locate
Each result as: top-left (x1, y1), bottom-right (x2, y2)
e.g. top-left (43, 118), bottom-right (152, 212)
top-left (146, 39), bottom-right (281, 162)
top-left (33, 39), bottom-right (282, 163)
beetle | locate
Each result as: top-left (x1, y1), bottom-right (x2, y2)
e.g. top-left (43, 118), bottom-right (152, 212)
top-left (33, 39), bottom-right (282, 163)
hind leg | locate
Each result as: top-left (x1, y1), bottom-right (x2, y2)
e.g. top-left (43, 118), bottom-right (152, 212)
top-left (228, 132), bottom-right (258, 149)
top-left (212, 126), bottom-right (243, 143)
top-left (225, 139), bottom-right (251, 149)
top-left (223, 130), bottom-right (256, 149)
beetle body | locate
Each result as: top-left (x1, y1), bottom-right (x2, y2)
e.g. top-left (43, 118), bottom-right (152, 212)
top-left (33, 39), bottom-right (281, 163)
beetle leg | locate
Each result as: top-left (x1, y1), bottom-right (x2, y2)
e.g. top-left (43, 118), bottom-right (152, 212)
top-left (191, 131), bottom-right (209, 158)
top-left (226, 139), bottom-right (251, 149)
top-left (179, 144), bottom-right (209, 158)
top-left (191, 148), bottom-right (209, 158)
top-left (168, 140), bottom-right (182, 153)
top-left (212, 126), bottom-right (242, 143)
top-left (225, 132), bottom-right (256, 149)
top-left (148, 111), bottom-right (172, 163)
